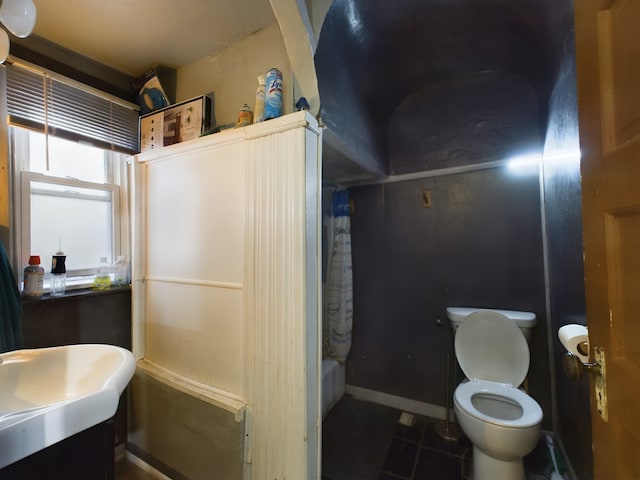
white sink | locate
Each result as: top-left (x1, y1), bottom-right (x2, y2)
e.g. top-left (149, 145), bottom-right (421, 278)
top-left (0, 344), bottom-right (135, 469)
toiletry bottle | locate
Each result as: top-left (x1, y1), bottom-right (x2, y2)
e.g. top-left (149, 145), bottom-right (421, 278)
top-left (113, 255), bottom-right (129, 287)
top-left (94, 256), bottom-right (112, 290)
top-left (254, 74), bottom-right (266, 123)
top-left (50, 250), bottom-right (66, 296)
top-left (23, 255), bottom-right (44, 297)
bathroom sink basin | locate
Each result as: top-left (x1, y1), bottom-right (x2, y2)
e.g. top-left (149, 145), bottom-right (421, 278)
top-left (0, 344), bottom-right (135, 469)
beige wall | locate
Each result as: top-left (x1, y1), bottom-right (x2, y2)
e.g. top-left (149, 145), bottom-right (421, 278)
top-left (306, 0), bottom-right (333, 41)
top-left (176, 22), bottom-right (293, 129)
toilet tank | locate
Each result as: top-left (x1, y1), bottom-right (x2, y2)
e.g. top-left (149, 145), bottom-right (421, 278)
top-left (446, 307), bottom-right (537, 343)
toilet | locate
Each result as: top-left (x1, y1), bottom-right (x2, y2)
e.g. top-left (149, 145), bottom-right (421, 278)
top-left (446, 307), bottom-right (543, 480)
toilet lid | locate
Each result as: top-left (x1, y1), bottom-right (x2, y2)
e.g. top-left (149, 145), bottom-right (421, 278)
top-left (454, 310), bottom-right (530, 386)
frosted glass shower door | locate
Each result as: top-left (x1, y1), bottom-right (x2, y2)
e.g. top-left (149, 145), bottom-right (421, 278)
top-left (143, 140), bottom-right (246, 397)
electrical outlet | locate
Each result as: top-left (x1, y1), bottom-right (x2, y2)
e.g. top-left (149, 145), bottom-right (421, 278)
top-left (422, 189), bottom-right (432, 208)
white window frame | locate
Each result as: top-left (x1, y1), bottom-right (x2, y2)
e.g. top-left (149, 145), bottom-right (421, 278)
top-left (12, 128), bottom-right (131, 291)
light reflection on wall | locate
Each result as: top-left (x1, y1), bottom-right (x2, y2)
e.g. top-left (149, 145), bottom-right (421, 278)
top-left (507, 148), bottom-right (581, 176)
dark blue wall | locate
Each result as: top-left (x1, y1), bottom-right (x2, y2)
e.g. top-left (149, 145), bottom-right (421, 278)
top-left (542, 31), bottom-right (591, 480)
top-left (348, 165), bottom-right (551, 428)
top-left (343, 39), bottom-right (589, 471)
top-left (317, 0), bottom-right (589, 475)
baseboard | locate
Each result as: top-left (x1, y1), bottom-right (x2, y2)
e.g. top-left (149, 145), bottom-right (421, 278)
top-left (345, 384), bottom-right (453, 421)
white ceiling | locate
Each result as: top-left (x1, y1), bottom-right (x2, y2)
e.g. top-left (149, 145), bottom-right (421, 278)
top-left (30, 0), bottom-right (277, 75)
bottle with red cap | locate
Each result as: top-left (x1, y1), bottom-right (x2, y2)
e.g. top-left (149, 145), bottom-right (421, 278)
top-left (23, 255), bottom-right (44, 297)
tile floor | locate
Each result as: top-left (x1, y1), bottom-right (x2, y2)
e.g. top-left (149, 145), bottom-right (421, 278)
top-left (378, 416), bottom-right (470, 479)
top-left (322, 395), bottom-right (559, 480)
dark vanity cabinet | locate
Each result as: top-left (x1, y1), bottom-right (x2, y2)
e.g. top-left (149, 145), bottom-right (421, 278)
top-left (1, 288), bottom-right (133, 478)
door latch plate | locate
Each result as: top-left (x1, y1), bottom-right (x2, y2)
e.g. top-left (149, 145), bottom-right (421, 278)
top-left (594, 345), bottom-right (607, 421)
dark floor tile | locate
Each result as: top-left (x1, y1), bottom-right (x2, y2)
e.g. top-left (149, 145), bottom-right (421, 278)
top-left (421, 419), bottom-right (470, 457)
top-left (524, 435), bottom-right (553, 477)
top-left (378, 473), bottom-right (402, 480)
top-left (323, 395), bottom-right (400, 480)
top-left (461, 449), bottom-right (472, 480)
top-left (414, 446), bottom-right (463, 480)
top-left (395, 417), bottom-right (426, 444)
top-left (322, 396), bottom-right (550, 480)
top-left (381, 438), bottom-right (419, 478)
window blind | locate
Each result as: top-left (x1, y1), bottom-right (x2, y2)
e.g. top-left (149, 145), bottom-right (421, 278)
top-left (6, 63), bottom-right (139, 154)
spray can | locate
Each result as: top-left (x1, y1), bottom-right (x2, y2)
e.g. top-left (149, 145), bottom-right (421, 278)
top-left (23, 255), bottom-right (44, 297)
top-left (264, 67), bottom-right (283, 120)
top-left (236, 104), bottom-right (253, 127)
top-left (254, 74), bottom-right (266, 123)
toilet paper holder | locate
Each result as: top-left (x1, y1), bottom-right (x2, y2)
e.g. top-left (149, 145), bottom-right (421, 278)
top-left (559, 324), bottom-right (609, 421)
top-left (558, 324), bottom-right (599, 380)
top-left (575, 341), bottom-right (589, 357)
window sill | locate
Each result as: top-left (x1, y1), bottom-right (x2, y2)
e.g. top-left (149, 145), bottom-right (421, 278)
top-left (21, 285), bottom-right (131, 303)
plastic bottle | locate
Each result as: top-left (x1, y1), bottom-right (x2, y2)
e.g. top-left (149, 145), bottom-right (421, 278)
top-left (113, 255), bottom-right (129, 287)
top-left (50, 250), bottom-right (66, 296)
top-left (23, 255), bottom-right (44, 297)
top-left (93, 256), bottom-right (112, 290)
top-left (254, 74), bottom-right (266, 123)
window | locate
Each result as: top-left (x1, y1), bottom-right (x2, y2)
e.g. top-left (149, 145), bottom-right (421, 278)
top-left (14, 129), bottom-right (129, 288)
top-left (7, 61), bottom-right (138, 291)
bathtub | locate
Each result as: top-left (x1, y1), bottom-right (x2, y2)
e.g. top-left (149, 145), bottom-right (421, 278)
top-left (322, 358), bottom-right (345, 420)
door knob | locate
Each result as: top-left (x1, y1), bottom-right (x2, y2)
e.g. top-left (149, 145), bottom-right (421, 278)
top-left (562, 351), bottom-right (602, 380)
top-left (562, 347), bottom-right (608, 421)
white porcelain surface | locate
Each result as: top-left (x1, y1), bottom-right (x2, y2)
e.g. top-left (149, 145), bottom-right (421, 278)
top-left (446, 307), bottom-right (537, 326)
top-left (446, 307), bottom-right (537, 342)
top-left (0, 344), bottom-right (135, 469)
top-left (455, 394), bottom-right (541, 458)
top-left (449, 307), bottom-right (542, 480)
top-left (455, 387), bottom-right (541, 480)
top-left (454, 380), bottom-right (542, 428)
top-left (455, 310), bottom-right (530, 386)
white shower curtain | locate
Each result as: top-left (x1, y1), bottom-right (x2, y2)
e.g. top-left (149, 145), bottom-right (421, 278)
top-left (323, 189), bottom-right (353, 363)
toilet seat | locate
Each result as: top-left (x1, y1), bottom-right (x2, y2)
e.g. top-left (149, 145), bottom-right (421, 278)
top-left (454, 380), bottom-right (542, 428)
top-left (454, 310), bottom-right (529, 386)
top-left (454, 310), bottom-right (542, 428)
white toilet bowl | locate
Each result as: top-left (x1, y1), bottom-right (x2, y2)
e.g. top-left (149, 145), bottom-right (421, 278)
top-left (451, 309), bottom-right (543, 480)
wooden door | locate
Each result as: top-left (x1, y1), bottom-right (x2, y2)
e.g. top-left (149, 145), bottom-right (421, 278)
top-left (574, 0), bottom-right (640, 478)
